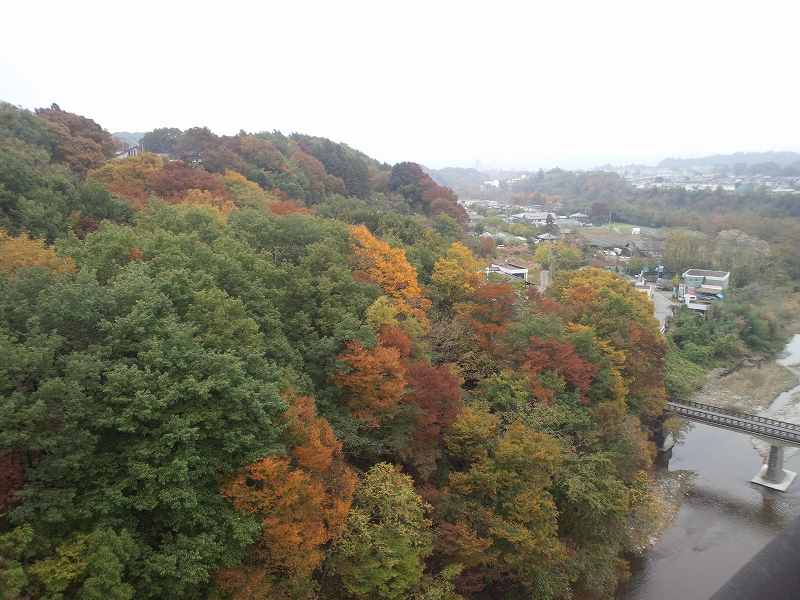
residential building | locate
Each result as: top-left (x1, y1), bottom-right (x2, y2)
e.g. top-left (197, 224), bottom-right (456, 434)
top-left (682, 269), bottom-right (730, 290)
top-left (535, 233), bottom-right (560, 243)
top-left (485, 263), bottom-right (528, 282)
top-left (509, 211), bottom-right (557, 225)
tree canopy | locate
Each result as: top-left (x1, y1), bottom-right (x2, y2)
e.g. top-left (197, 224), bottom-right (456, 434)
top-left (0, 102), bottom-right (672, 600)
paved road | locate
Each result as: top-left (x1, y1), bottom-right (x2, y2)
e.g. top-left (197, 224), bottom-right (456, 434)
top-left (539, 269), bottom-right (551, 292)
top-left (652, 289), bottom-right (675, 328)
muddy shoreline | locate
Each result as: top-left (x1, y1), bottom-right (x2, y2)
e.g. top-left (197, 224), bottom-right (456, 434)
top-left (690, 361), bottom-right (799, 414)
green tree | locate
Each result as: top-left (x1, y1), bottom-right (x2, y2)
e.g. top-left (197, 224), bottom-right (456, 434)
top-left (328, 463), bottom-right (433, 600)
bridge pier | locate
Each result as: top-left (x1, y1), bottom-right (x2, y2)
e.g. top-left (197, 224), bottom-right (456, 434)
top-left (666, 399), bottom-right (800, 492)
top-left (752, 445), bottom-right (797, 491)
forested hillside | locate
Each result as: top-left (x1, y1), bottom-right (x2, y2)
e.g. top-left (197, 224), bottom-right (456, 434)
top-left (1, 102), bottom-right (668, 600)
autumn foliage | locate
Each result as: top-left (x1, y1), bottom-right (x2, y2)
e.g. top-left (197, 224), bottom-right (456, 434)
top-left (377, 325), bottom-right (413, 358)
top-left (0, 101), bottom-right (678, 600)
top-left (0, 230), bottom-right (77, 274)
top-left (388, 162), bottom-right (467, 223)
top-left (218, 394), bottom-right (356, 598)
top-left (552, 268), bottom-right (667, 417)
top-left (431, 241), bottom-right (484, 307)
top-left (35, 103), bottom-right (116, 175)
top-left (87, 153), bottom-right (164, 208)
top-left (403, 362), bottom-right (463, 479)
top-left (456, 282), bottom-right (516, 353)
top-left (349, 225), bottom-right (430, 326)
top-left (88, 153), bottom-right (239, 212)
top-left (522, 337), bottom-right (599, 404)
top-left (334, 341), bottom-right (408, 426)
top-left (268, 200), bottom-right (312, 216)
top-left (0, 450), bottom-right (26, 513)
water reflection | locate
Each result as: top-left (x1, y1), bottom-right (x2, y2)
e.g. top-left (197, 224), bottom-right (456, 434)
top-left (621, 421), bottom-right (800, 600)
top-left (622, 338), bottom-right (800, 600)
top-left (684, 485), bottom-right (789, 532)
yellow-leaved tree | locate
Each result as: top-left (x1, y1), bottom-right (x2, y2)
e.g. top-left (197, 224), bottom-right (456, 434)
top-left (0, 230), bottom-right (76, 274)
top-left (430, 241), bottom-right (483, 309)
top-left (222, 169), bottom-right (280, 210)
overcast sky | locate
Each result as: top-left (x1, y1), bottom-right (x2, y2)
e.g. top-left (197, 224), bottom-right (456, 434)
top-left (2, 0), bottom-right (798, 170)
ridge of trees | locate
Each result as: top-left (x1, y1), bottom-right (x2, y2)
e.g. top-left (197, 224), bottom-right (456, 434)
top-left (1, 102), bottom-right (671, 599)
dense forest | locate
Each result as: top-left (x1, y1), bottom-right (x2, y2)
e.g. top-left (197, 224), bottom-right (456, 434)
top-left (2, 102), bottom-right (679, 599)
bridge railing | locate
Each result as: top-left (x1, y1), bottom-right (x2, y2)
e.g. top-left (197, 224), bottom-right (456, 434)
top-left (668, 399), bottom-right (800, 432)
top-left (667, 401), bottom-right (800, 445)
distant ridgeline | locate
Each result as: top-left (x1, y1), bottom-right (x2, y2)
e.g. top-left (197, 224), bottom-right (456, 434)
top-left (111, 131), bottom-right (145, 147)
top-left (658, 151), bottom-right (800, 170)
top-left (0, 101), bottom-right (467, 243)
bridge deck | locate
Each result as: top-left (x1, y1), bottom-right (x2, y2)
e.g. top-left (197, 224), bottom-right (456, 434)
top-left (666, 400), bottom-right (800, 446)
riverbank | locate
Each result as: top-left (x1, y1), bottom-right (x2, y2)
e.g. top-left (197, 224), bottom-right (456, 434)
top-left (690, 361), bottom-right (799, 413)
top-left (622, 299), bottom-right (800, 594)
top-left (621, 333), bottom-right (800, 599)
top-left (628, 470), bottom-right (695, 555)
top-left (621, 421), bottom-right (800, 600)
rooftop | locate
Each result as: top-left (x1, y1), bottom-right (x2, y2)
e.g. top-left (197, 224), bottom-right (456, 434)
top-left (684, 269), bottom-right (729, 278)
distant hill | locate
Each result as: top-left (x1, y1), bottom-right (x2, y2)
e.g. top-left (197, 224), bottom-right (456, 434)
top-left (112, 131), bottom-right (145, 146)
top-left (427, 167), bottom-right (487, 190)
top-left (658, 151), bottom-right (800, 169)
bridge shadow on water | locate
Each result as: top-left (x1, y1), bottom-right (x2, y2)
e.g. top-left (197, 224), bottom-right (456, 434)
top-left (620, 421), bottom-right (800, 600)
top-left (682, 483), bottom-right (797, 533)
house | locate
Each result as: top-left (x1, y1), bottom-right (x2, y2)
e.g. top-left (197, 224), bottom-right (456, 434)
top-left (485, 263), bottom-right (528, 282)
top-left (556, 218), bottom-right (585, 229)
top-left (680, 268), bottom-right (730, 314)
top-left (535, 233), bottom-right (561, 243)
top-left (114, 144), bottom-right (143, 160)
top-left (682, 269), bottom-right (730, 290)
top-left (510, 211), bottom-right (557, 225)
top-left (684, 298), bottom-right (713, 314)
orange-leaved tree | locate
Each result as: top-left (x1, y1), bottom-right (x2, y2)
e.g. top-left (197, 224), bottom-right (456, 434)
top-left (268, 200), bottom-right (312, 216)
top-left (349, 225), bottom-right (430, 328)
top-left (334, 341), bottom-right (408, 426)
top-left (455, 282), bottom-right (516, 355)
top-left (551, 268), bottom-right (666, 418)
top-left (87, 153), bottom-right (165, 209)
top-left (217, 394), bottom-right (356, 599)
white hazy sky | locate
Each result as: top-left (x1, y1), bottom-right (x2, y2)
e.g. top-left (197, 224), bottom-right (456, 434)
top-left (2, 0), bottom-right (798, 170)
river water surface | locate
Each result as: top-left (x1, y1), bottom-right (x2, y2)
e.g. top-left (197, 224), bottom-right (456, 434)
top-left (621, 335), bottom-right (800, 600)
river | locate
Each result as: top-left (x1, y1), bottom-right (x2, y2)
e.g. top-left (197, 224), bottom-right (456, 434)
top-left (620, 334), bottom-right (800, 599)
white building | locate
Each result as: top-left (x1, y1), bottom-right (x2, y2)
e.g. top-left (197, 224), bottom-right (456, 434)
top-left (509, 211), bottom-right (557, 225)
top-left (485, 263), bottom-right (528, 282)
